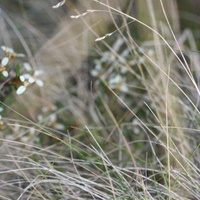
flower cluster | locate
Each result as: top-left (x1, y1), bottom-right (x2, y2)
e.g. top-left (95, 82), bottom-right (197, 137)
top-left (0, 46), bottom-right (44, 97)
top-left (91, 37), bottom-right (154, 93)
top-left (37, 105), bottom-right (65, 131)
top-left (17, 63), bottom-right (44, 95)
top-left (0, 46), bottom-right (44, 130)
top-left (8, 124), bottom-right (38, 144)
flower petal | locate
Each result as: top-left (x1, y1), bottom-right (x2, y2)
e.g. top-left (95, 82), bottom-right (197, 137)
top-left (16, 53), bottom-right (25, 57)
top-left (23, 63), bottom-right (32, 71)
top-left (28, 77), bottom-right (35, 84)
top-left (109, 75), bottom-right (123, 85)
top-left (34, 70), bottom-right (43, 76)
top-left (120, 84), bottom-right (129, 92)
top-left (19, 75), bottom-right (25, 82)
top-left (36, 80), bottom-right (44, 87)
top-left (1, 46), bottom-right (7, 51)
top-left (2, 71), bottom-right (9, 77)
top-left (1, 57), bottom-right (9, 66)
top-left (22, 74), bottom-right (31, 79)
top-left (16, 86), bottom-right (26, 95)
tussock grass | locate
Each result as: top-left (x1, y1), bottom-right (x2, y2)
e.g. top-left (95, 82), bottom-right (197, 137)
top-left (0, 0), bottom-right (200, 199)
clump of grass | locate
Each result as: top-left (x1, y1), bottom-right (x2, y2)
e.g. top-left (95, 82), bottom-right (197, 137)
top-left (0, 0), bottom-right (200, 199)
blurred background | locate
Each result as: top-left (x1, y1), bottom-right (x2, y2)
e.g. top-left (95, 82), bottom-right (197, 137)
top-left (0, 0), bottom-right (200, 50)
top-left (1, 0), bottom-right (200, 142)
top-left (0, 1), bottom-right (200, 199)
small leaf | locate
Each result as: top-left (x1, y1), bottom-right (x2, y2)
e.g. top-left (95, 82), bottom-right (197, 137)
top-left (15, 64), bottom-right (21, 77)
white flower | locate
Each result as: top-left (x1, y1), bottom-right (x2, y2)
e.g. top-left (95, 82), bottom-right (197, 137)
top-left (91, 63), bottom-right (103, 77)
top-left (1, 46), bottom-right (14, 54)
top-left (1, 57), bottom-right (9, 77)
top-left (101, 51), bottom-right (115, 62)
top-left (16, 70), bottom-right (43, 95)
top-left (33, 70), bottom-right (44, 87)
top-left (22, 61), bottom-right (44, 87)
top-left (109, 75), bottom-right (122, 86)
top-left (120, 66), bottom-right (128, 74)
top-left (49, 114), bottom-right (56, 123)
top-left (120, 84), bottom-right (129, 92)
top-left (48, 114), bottom-right (65, 130)
top-left (20, 74), bottom-right (35, 83)
top-left (147, 49), bottom-right (154, 56)
top-left (54, 123), bottom-right (65, 130)
top-left (108, 75), bottom-right (128, 92)
top-left (1, 45), bottom-right (25, 58)
top-left (18, 70), bottom-right (43, 88)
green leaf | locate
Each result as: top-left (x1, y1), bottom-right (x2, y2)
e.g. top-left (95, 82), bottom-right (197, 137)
top-left (15, 64), bottom-right (21, 77)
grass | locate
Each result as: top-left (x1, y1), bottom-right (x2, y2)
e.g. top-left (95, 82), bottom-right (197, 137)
top-left (0, 0), bottom-right (200, 199)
